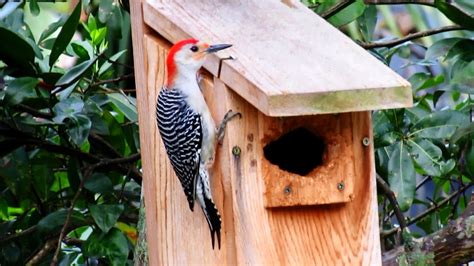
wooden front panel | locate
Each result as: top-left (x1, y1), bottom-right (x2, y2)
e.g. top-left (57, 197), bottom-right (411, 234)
top-left (261, 113), bottom-right (356, 207)
top-left (221, 83), bottom-right (381, 264)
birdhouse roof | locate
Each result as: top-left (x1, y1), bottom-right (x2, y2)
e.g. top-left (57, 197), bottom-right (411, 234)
top-left (143, 0), bottom-right (412, 116)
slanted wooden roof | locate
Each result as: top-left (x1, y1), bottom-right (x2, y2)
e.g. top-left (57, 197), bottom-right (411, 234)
top-left (143, 0), bottom-right (412, 116)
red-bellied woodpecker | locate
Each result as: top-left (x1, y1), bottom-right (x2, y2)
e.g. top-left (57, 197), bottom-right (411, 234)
top-left (156, 39), bottom-right (238, 249)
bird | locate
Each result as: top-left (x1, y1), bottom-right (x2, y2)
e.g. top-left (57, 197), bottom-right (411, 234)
top-left (156, 39), bottom-right (238, 249)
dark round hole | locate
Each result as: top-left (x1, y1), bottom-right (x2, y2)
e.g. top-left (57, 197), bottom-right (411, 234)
top-left (263, 127), bottom-right (325, 176)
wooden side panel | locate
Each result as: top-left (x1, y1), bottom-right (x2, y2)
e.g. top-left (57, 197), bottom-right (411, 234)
top-left (129, 2), bottom-right (160, 266)
top-left (221, 83), bottom-right (381, 264)
top-left (261, 113), bottom-right (355, 207)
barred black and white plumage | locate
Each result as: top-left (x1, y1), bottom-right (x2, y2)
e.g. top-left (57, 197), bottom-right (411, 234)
top-left (156, 88), bottom-right (221, 249)
top-left (157, 89), bottom-right (202, 210)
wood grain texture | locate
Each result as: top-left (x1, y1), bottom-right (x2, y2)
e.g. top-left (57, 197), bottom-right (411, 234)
top-left (143, 0), bottom-right (412, 117)
top-left (129, 2), bottom-right (160, 266)
top-left (221, 83), bottom-right (382, 264)
top-left (261, 113), bottom-right (356, 207)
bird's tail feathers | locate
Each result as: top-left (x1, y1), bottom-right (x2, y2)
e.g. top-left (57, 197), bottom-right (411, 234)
top-left (202, 196), bottom-right (222, 249)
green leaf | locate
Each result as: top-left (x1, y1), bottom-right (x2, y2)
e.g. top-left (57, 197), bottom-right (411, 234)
top-left (450, 124), bottom-right (474, 144)
top-left (108, 93), bottom-right (138, 122)
top-left (83, 228), bottom-right (129, 266)
top-left (0, 26), bottom-right (36, 75)
top-left (408, 73), bottom-right (445, 92)
top-left (53, 97), bottom-right (84, 123)
top-left (84, 173), bottom-right (113, 194)
top-left (408, 139), bottom-right (442, 176)
top-left (91, 27), bottom-right (107, 46)
top-left (388, 142), bottom-right (416, 211)
top-left (71, 42), bottom-right (91, 60)
top-left (466, 143), bottom-right (474, 177)
top-left (435, 0), bottom-right (474, 29)
top-left (454, 0), bottom-right (474, 15)
top-left (425, 38), bottom-right (464, 60)
top-left (98, 50), bottom-right (127, 76)
top-left (410, 110), bottom-right (469, 139)
top-left (67, 114), bottom-right (92, 146)
top-left (357, 5), bottom-right (377, 41)
top-left (439, 159), bottom-right (456, 175)
top-left (29, 0), bottom-right (40, 16)
top-left (1, 242), bottom-right (20, 263)
top-left (89, 204), bottom-right (124, 233)
top-left (38, 16), bottom-right (67, 43)
top-left (37, 209), bottom-right (86, 233)
top-left (49, 1), bottom-right (82, 66)
top-left (0, 198), bottom-right (8, 220)
top-left (98, 0), bottom-right (115, 23)
top-left (328, 0), bottom-right (366, 27)
top-left (55, 56), bottom-right (98, 87)
top-left (4, 77), bottom-right (39, 105)
top-left (451, 60), bottom-right (474, 88)
top-left (373, 111), bottom-right (399, 148)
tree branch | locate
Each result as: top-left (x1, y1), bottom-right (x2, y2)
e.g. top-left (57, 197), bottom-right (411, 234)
top-left (360, 25), bottom-right (467, 49)
top-left (14, 104), bottom-right (54, 119)
top-left (320, 0), bottom-right (355, 19)
top-left (376, 175), bottom-right (407, 236)
top-left (382, 183), bottom-right (473, 238)
top-left (364, 0), bottom-right (435, 7)
top-left (26, 238), bottom-right (57, 266)
top-left (0, 225), bottom-right (37, 244)
top-left (383, 192), bottom-right (474, 265)
top-left (90, 73), bottom-right (134, 87)
top-left (50, 165), bottom-right (96, 266)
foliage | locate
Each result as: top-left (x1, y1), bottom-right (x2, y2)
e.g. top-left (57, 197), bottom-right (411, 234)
top-left (305, 0), bottom-right (474, 260)
top-left (0, 1), bottom-right (139, 265)
top-left (1, 0), bottom-right (474, 264)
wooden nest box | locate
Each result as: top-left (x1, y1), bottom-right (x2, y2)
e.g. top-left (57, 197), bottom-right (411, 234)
top-left (130, 0), bottom-right (412, 264)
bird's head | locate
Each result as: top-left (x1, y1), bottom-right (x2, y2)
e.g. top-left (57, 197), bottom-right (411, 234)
top-left (165, 39), bottom-right (232, 87)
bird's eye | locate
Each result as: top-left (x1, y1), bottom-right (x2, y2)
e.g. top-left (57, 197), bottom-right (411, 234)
top-left (190, 45), bottom-right (199, 52)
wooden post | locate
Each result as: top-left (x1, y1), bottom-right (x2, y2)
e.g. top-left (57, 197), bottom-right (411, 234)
top-left (130, 0), bottom-right (412, 264)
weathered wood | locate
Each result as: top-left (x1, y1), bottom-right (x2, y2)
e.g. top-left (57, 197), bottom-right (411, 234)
top-left (261, 113), bottom-right (356, 207)
top-left (129, 1), bottom-right (157, 265)
top-left (143, 0), bottom-right (412, 117)
top-left (382, 193), bottom-right (474, 266)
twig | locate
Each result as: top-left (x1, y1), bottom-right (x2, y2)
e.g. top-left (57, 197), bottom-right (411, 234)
top-left (360, 25), bottom-right (467, 49)
top-left (50, 165), bottom-right (95, 266)
top-left (50, 152), bottom-right (141, 265)
top-left (364, 0), bottom-right (435, 6)
top-left (98, 54), bottom-right (134, 70)
top-left (321, 0), bottom-right (355, 19)
top-left (382, 182), bottom-right (474, 238)
top-left (90, 73), bottom-right (134, 87)
top-left (14, 104), bottom-right (54, 119)
top-left (0, 225), bottom-right (37, 244)
top-left (26, 238), bottom-right (57, 266)
top-left (376, 175), bottom-right (407, 235)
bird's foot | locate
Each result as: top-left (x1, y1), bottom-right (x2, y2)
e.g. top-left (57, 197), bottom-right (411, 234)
top-left (217, 110), bottom-right (242, 144)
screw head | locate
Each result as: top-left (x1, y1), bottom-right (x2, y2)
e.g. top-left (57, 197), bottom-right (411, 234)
top-left (337, 182), bottom-right (345, 191)
top-left (362, 137), bottom-right (370, 147)
top-left (284, 186), bottom-right (292, 194)
top-left (232, 146), bottom-right (241, 157)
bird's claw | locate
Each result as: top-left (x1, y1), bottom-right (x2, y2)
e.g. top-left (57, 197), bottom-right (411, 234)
top-left (217, 109), bottom-right (241, 144)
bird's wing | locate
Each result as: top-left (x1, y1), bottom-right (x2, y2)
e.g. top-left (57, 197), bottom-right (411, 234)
top-left (156, 89), bottom-right (202, 211)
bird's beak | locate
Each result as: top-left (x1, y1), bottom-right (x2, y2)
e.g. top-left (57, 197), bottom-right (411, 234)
top-left (206, 44), bottom-right (232, 53)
